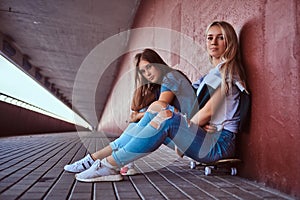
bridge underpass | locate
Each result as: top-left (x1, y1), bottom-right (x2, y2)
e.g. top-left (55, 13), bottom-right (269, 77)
top-left (0, 0), bottom-right (299, 199)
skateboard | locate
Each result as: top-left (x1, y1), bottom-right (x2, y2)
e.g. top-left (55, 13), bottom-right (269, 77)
top-left (190, 158), bottom-right (242, 176)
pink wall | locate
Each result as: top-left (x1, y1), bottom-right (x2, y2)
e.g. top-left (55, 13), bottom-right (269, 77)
top-left (0, 101), bottom-right (86, 136)
top-left (98, 0), bottom-right (299, 197)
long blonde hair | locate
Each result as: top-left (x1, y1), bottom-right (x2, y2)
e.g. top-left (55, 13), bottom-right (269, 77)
top-left (206, 21), bottom-right (247, 94)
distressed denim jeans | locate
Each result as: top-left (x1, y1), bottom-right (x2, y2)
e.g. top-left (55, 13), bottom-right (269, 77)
top-left (110, 110), bottom-right (236, 167)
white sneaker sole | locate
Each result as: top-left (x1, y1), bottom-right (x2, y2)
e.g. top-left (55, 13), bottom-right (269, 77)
top-left (75, 174), bottom-right (123, 182)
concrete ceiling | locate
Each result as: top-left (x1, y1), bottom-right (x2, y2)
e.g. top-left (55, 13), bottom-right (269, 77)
top-left (0, 0), bottom-right (140, 128)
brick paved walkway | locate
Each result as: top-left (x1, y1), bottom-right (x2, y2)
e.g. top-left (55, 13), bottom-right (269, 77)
top-left (0, 132), bottom-right (295, 200)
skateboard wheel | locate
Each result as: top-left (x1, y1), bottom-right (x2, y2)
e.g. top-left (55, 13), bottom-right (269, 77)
top-left (231, 167), bottom-right (237, 176)
top-left (190, 161), bottom-right (196, 169)
top-left (204, 167), bottom-right (212, 176)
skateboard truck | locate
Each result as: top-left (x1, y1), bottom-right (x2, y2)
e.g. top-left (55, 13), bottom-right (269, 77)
top-left (190, 158), bottom-right (241, 176)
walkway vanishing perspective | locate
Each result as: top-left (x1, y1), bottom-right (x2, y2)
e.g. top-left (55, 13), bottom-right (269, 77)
top-left (0, 132), bottom-right (294, 200)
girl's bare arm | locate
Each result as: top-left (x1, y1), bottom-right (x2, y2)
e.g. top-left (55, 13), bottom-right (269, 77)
top-left (190, 87), bottom-right (224, 127)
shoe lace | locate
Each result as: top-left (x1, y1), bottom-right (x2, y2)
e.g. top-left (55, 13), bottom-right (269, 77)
top-left (73, 156), bottom-right (88, 166)
top-left (73, 160), bottom-right (83, 166)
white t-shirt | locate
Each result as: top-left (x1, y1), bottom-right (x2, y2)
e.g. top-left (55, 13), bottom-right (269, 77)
top-left (196, 63), bottom-right (240, 133)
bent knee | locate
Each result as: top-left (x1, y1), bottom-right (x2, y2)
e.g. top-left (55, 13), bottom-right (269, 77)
top-left (150, 110), bottom-right (173, 129)
top-left (157, 109), bottom-right (173, 119)
top-left (147, 101), bottom-right (168, 113)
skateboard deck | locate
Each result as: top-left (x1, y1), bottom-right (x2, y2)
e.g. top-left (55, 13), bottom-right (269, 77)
top-left (190, 158), bottom-right (242, 176)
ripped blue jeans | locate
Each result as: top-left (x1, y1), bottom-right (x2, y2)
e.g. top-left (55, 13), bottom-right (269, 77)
top-left (110, 107), bottom-right (236, 167)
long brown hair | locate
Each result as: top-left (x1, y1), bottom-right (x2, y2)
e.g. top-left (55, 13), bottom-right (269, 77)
top-left (206, 21), bottom-right (247, 94)
top-left (134, 48), bottom-right (173, 98)
top-left (131, 49), bottom-right (192, 111)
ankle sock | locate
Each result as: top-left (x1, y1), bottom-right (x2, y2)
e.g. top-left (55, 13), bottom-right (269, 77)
top-left (101, 158), bottom-right (118, 170)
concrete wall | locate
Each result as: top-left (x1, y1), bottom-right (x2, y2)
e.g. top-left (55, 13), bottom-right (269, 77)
top-left (0, 101), bottom-right (85, 136)
top-left (98, 0), bottom-right (299, 197)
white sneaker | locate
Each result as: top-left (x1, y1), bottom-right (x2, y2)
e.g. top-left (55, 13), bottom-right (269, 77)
top-left (64, 154), bottom-right (94, 173)
top-left (75, 159), bottom-right (123, 182)
top-left (120, 162), bottom-right (138, 176)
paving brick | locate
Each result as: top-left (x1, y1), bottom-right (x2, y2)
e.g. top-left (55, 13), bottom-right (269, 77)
top-left (0, 132), bottom-right (295, 200)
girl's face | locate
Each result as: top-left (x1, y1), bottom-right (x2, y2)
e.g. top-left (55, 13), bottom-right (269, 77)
top-left (138, 59), bottom-right (162, 83)
top-left (206, 25), bottom-right (226, 61)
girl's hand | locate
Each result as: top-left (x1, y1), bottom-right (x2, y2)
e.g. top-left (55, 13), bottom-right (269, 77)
top-left (129, 111), bottom-right (144, 123)
top-left (203, 124), bottom-right (217, 133)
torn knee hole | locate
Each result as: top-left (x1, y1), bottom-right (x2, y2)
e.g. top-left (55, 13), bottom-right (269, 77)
top-left (150, 110), bottom-right (173, 129)
top-left (159, 110), bottom-right (172, 118)
top-left (150, 121), bottom-right (159, 129)
top-left (147, 102), bottom-right (167, 114)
